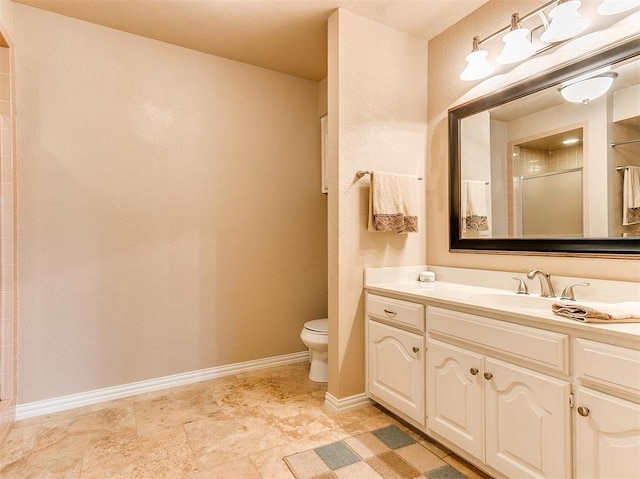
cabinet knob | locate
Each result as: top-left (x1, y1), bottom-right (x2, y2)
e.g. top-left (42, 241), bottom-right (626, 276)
top-left (470, 368), bottom-right (479, 375)
top-left (577, 406), bottom-right (590, 417)
top-left (483, 372), bottom-right (493, 380)
top-left (383, 309), bottom-right (397, 317)
top-left (412, 346), bottom-right (420, 353)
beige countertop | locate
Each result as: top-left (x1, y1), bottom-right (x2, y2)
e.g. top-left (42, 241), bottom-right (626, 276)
top-left (365, 280), bottom-right (640, 345)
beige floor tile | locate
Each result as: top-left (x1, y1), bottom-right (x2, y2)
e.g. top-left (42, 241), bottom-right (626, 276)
top-left (80, 426), bottom-right (197, 479)
top-left (261, 394), bottom-right (338, 440)
top-left (33, 404), bottom-right (137, 461)
top-left (0, 451), bottom-right (83, 479)
top-left (134, 385), bottom-right (223, 436)
top-left (184, 405), bottom-right (291, 470)
top-left (0, 423), bottom-right (42, 470)
top-left (188, 455), bottom-right (261, 479)
top-left (0, 363), bottom-right (479, 479)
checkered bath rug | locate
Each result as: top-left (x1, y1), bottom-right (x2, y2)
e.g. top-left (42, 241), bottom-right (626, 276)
top-left (283, 425), bottom-right (468, 479)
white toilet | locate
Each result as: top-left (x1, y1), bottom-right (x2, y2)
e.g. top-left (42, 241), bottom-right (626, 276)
top-left (300, 318), bottom-right (328, 383)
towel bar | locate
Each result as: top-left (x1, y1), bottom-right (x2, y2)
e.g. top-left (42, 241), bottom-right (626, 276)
top-left (356, 170), bottom-right (423, 180)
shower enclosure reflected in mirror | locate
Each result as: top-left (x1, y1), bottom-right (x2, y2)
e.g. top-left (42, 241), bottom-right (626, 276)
top-left (449, 37), bottom-right (640, 255)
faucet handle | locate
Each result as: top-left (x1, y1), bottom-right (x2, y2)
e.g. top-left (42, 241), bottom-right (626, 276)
top-left (560, 282), bottom-right (590, 301)
top-left (512, 277), bottom-right (529, 295)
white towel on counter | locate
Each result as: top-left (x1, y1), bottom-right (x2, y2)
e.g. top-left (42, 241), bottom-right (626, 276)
top-left (461, 180), bottom-right (488, 232)
top-left (368, 171), bottom-right (419, 233)
top-left (623, 166), bottom-right (640, 225)
top-left (552, 301), bottom-right (640, 323)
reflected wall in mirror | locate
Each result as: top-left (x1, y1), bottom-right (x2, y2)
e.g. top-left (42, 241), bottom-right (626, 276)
top-left (450, 37), bottom-right (640, 255)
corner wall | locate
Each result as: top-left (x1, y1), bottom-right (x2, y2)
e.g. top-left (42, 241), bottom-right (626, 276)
top-left (327, 9), bottom-right (427, 399)
top-left (0, 0), bottom-right (14, 443)
top-left (13, 4), bottom-right (327, 404)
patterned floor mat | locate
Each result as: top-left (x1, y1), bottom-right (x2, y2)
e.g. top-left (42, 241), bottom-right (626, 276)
top-left (283, 425), bottom-right (468, 479)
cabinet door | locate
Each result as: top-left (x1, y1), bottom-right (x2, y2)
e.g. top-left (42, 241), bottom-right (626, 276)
top-left (368, 320), bottom-right (424, 425)
top-left (574, 386), bottom-right (640, 479)
top-left (427, 339), bottom-right (484, 460)
top-left (485, 357), bottom-right (571, 479)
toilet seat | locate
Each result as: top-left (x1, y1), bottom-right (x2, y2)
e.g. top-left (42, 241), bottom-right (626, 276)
top-left (304, 318), bottom-right (328, 334)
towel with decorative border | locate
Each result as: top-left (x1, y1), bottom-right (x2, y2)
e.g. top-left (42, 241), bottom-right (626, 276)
top-left (461, 180), bottom-right (488, 232)
top-left (623, 166), bottom-right (640, 225)
top-left (368, 171), bottom-right (419, 233)
top-left (552, 301), bottom-right (640, 323)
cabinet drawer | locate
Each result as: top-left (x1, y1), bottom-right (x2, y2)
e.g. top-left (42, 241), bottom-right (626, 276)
top-left (367, 294), bottom-right (424, 331)
top-left (428, 306), bottom-right (569, 374)
top-left (574, 338), bottom-right (640, 398)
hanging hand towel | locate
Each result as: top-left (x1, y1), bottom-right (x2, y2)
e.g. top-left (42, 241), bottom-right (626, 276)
top-left (623, 166), bottom-right (640, 225)
top-left (552, 301), bottom-right (640, 323)
top-left (461, 180), bottom-right (488, 232)
top-left (368, 171), bottom-right (419, 233)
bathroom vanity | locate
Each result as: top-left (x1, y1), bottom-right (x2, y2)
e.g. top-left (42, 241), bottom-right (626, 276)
top-left (364, 267), bottom-right (640, 479)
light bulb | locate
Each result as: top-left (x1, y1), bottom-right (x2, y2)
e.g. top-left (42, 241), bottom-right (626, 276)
top-left (497, 13), bottom-right (535, 64)
top-left (497, 29), bottom-right (536, 64)
top-left (541, 0), bottom-right (591, 43)
top-left (460, 36), bottom-right (494, 81)
top-left (559, 72), bottom-right (618, 103)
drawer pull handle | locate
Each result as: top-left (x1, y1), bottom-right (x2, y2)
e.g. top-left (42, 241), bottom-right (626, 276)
top-left (470, 368), bottom-right (479, 376)
top-left (412, 346), bottom-right (420, 353)
top-left (577, 406), bottom-right (590, 417)
top-left (483, 372), bottom-right (493, 380)
top-left (383, 309), bottom-right (397, 317)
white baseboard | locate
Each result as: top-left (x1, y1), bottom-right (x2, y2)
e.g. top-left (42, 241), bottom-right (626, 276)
top-left (324, 391), bottom-right (372, 414)
top-left (15, 351), bottom-right (309, 421)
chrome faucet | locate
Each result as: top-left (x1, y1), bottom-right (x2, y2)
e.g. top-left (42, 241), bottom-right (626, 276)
top-left (526, 269), bottom-right (556, 298)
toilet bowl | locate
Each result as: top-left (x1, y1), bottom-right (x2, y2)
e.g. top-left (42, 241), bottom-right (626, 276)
top-left (300, 318), bottom-right (328, 383)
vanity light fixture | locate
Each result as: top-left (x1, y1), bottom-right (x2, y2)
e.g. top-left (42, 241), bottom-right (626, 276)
top-left (540, 0), bottom-right (591, 43)
top-left (496, 13), bottom-right (536, 64)
top-left (559, 71), bottom-right (618, 103)
top-left (460, 36), bottom-right (495, 81)
top-left (562, 138), bottom-right (580, 144)
top-left (458, 0), bottom-right (629, 82)
top-left (597, 0), bottom-right (640, 15)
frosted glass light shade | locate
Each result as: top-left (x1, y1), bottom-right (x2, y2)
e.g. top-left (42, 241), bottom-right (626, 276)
top-left (496, 29), bottom-right (536, 64)
top-left (460, 49), bottom-right (495, 81)
top-left (559, 72), bottom-right (617, 103)
top-left (597, 0), bottom-right (640, 15)
top-left (541, 1), bottom-right (591, 43)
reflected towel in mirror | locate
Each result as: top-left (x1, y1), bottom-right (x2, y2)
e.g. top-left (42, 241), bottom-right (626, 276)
top-left (461, 180), bottom-right (488, 232)
top-left (623, 166), bottom-right (640, 225)
top-left (552, 301), bottom-right (640, 323)
top-left (367, 171), bottom-right (418, 233)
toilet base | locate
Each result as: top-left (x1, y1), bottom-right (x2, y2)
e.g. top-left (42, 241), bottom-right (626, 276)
top-left (308, 349), bottom-right (328, 383)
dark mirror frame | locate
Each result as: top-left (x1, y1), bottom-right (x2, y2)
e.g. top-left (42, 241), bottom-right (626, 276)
top-left (449, 37), bottom-right (640, 256)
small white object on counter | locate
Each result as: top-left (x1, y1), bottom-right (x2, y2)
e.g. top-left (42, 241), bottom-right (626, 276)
top-left (418, 271), bottom-right (435, 282)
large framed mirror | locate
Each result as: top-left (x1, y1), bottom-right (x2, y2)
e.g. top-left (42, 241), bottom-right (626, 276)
top-left (449, 36), bottom-right (640, 255)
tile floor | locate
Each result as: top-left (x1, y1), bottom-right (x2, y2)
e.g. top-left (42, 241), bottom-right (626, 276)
top-left (0, 362), bottom-right (490, 478)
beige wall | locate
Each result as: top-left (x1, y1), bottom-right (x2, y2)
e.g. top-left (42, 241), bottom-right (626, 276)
top-left (427, 0), bottom-right (640, 281)
top-left (327, 9), bottom-right (427, 399)
top-left (0, 0), bottom-right (14, 441)
top-left (13, 4), bottom-right (327, 404)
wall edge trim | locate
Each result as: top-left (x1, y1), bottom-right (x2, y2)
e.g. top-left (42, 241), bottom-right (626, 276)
top-left (15, 351), bottom-right (309, 420)
top-left (324, 391), bottom-right (372, 414)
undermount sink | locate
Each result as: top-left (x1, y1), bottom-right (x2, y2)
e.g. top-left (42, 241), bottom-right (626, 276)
top-left (470, 293), bottom-right (558, 310)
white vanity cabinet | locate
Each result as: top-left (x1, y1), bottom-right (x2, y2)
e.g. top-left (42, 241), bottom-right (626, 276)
top-left (366, 293), bottom-right (425, 428)
top-left (427, 307), bottom-right (571, 479)
top-left (364, 282), bottom-right (640, 479)
top-left (573, 338), bottom-right (640, 479)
